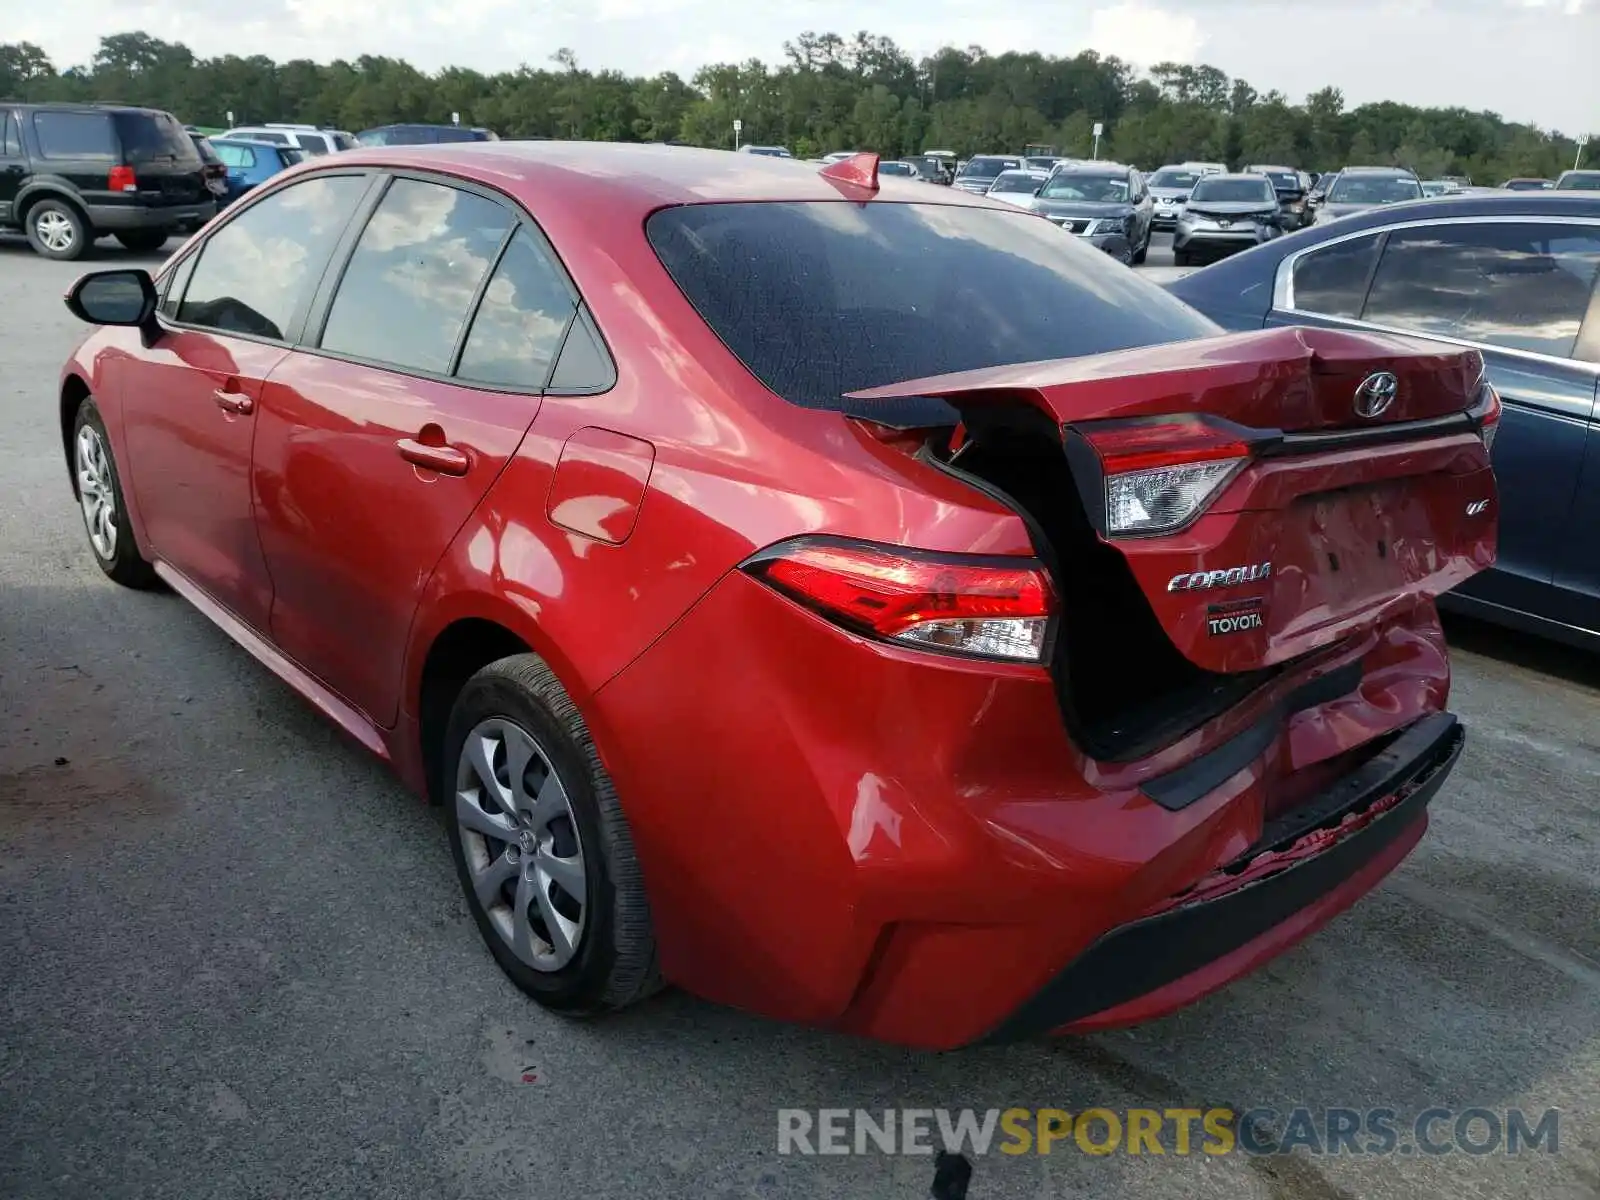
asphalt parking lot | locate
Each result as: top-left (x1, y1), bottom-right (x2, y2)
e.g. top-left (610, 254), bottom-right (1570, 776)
top-left (1, 234), bottom-right (1597, 1200)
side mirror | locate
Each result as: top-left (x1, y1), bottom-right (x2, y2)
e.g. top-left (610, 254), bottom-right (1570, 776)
top-left (65, 269), bottom-right (158, 328)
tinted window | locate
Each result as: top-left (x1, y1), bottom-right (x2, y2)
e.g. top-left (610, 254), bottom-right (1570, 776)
top-left (320, 179), bottom-right (513, 373)
top-left (1556, 172), bottom-right (1600, 191)
top-left (241, 130), bottom-right (290, 145)
top-left (1149, 169), bottom-right (1199, 188)
top-left (1290, 233), bottom-right (1382, 318)
top-left (879, 161), bottom-right (915, 176)
top-left (1190, 178), bottom-right (1276, 204)
top-left (278, 148), bottom-right (304, 167)
top-left (191, 136), bottom-right (221, 165)
top-left (647, 202), bottom-right (1219, 411)
top-left (2, 112), bottom-right (21, 157)
top-left (114, 112), bottom-right (199, 164)
top-left (32, 111), bottom-right (116, 160)
top-left (1040, 173), bottom-right (1129, 202)
top-left (548, 308), bottom-right (615, 392)
top-left (1362, 222), bottom-right (1600, 358)
top-left (455, 227), bottom-right (577, 388)
top-left (179, 174), bottom-right (367, 341)
top-left (1328, 175), bottom-right (1421, 204)
top-left (295, 133), bottom-right (330, 156)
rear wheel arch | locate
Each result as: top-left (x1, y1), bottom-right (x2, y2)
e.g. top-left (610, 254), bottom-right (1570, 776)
top-left (19, 185), bottom-right (91, 232)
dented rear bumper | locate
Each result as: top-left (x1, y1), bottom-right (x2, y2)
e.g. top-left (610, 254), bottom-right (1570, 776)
top-left (984, 712), bottom-right (1464, 1041)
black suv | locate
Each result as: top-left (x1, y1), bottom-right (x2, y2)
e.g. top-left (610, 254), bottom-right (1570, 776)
top-left (0, 103), bottom-right (217, 260)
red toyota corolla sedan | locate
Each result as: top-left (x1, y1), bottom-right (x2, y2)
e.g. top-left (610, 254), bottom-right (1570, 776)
top-left (57, 143), bottom-right (1499, 1049)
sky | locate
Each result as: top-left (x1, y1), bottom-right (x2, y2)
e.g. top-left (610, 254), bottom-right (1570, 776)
top-left (13, 0), bottom-right (1600, 135)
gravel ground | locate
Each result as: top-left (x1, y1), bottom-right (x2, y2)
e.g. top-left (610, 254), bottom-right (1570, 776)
top-left (1, 233), bottom-right (1596, 1200)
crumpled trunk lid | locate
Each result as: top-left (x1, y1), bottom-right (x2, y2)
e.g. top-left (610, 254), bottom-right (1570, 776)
top-left (848, 325), bottom-right (1498, 676)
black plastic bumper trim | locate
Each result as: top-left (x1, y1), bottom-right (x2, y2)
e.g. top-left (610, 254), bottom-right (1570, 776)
top-left (1141, 658), bottom-right (1365, 812)
top-left (984, 712), bottom-right (1462, 1042)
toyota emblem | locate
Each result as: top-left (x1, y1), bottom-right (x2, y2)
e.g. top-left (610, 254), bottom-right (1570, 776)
top-left (1353, 371), bottom-right (1399, 419)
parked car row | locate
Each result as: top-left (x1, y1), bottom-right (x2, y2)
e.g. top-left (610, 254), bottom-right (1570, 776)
top-left (1, 103), bottom-right (505, 257)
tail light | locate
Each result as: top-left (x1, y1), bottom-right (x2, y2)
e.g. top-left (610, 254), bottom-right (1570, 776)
top-left (1067, 415), bottom-right (1255, 537)
top-left (108, 165), bottom-right (137, 193)
top-left (1476, 380), bottom-right (1502, 454)
top-left (743, 538), bottom-right (1056, 663)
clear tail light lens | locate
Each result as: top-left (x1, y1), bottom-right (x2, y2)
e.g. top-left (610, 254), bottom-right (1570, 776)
top-left (1477, 381), bottom-right (1501, 454)
top-left (743, 538), bottom-right (1056, 663)
top-left (1072, 415), bottom-right (1255, 537)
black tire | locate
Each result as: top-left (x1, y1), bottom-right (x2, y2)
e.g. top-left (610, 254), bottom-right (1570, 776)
top-left (115, 229), bottom-right (170, 254)
top-left (444, 654), bottom-right (662, 1014)
top-left (71, 397), bottom-right (160, 589)
top-left (1131, 229), bottom-right (1150, 265)
top-left (25, 198), bottom-right (90, 261)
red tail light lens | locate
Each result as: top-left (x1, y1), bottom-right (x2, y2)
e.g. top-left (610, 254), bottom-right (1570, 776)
top-left (744, 538), bottom-right (1056, 663)
top-left (108, 165), bottom-right (137, 193)
top-left (1074, 415), bottom-right (1255, 537)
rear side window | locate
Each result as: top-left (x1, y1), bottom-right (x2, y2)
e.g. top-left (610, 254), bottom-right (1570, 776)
top-left (2, 112), bottom-right (21, 157)
top-left (113, 112), bottom-right (199, 164)
top-left (296, 134), bottom-right (330, 156)
top-left (32, 111), bottom-right (116, 160)
top-left (455, 227), bottom-right (577, 388)
top-left (214, 144), bottom-right (255, 169)
top-left (1290, 233), bottom-right (1381, 317)
top-left (1361, 222), bottom-right (1600, 358)
top-left (646, 201), bottom-right (1219, 411)
top-left (178, 174), bottom-right (368, 341)
top-left (319, 178), bottom-right (514, 374)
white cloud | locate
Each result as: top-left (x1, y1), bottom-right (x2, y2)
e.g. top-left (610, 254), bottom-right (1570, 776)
top-left (1087, 4), bottom-right (1206, 65)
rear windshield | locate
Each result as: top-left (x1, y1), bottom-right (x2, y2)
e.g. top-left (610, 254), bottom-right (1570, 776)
top-left (1190, 178), bottom-right (1276, 203)
top-left (646, 202), bottom-right (1218, 411)
top-left (1262, 171), bottom-right (1301, 190)
top-left (32, 111), bottom-right (116, 160)
top-left (115, 111), bottom-right (201, 164)
top-left (1556, 171), bottom-right (1600, 191)
top-left (1329, 175), bottom-right (1422, 204)
top-left (1040, 173), bottom-right (1129, 202)
top-left (959, 157), bottom-right (1020, 180)
top-left (1149, 169), bottom-right (1199, 188)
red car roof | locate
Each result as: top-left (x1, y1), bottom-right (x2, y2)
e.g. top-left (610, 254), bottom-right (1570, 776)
top-left (330, 141), bottom-right (997, 214)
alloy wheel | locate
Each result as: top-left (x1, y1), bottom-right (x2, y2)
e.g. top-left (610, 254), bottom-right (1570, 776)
top-left (454, 717), bottom-right (587, 971)
top-left (35, 209), bottom-right (76, 255)
top-left (76, 425), bottom-right (118, 559)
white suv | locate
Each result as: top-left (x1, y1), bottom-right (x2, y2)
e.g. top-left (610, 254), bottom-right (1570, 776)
top-left (218, 124), bottom-right (355, 157)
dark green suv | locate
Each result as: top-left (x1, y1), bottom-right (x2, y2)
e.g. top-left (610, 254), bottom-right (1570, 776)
top-left (0, 103), bottom-right (218, 260)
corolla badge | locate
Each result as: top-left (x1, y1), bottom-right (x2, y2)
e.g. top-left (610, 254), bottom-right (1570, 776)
top-left (1353, 371), bottom-right (1399, 419)
top-left (1166, 562), bottom-right (1272, 592)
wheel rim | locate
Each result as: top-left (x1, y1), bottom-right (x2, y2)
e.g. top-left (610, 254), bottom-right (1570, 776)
top-left (35, 210), bottom-right (75, 253)
top-left (76, 425), bottom-right (117, 559)
top-left (454, 718), bottom-right (587, 971)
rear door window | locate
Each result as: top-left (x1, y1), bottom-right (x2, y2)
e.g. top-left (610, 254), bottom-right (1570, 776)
top-left (318, 178), bottom-right (514, 374)
top-left (178, 173), bottom-right (368, 342)
top-left (32, 111), bottom-right (116, 160)
top-left (1289, 233), bottom-right (1382, 318)
top-left (1361, 222), bottom-right (1600, 358)
top-left (646, 201), bottom-right (1218, 411)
